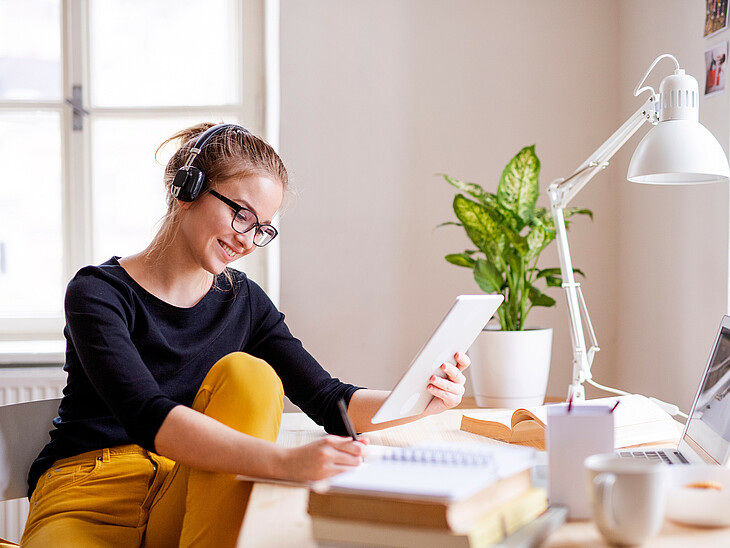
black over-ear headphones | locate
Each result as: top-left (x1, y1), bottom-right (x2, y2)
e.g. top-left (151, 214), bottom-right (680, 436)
top-left (170, 123), bottom-right (250, 202)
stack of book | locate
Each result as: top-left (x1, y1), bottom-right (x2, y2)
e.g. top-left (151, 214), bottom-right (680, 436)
top-left (307, 442), bottom-right (547, 547)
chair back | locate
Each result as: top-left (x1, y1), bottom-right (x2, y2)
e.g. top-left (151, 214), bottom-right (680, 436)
top-left (0, 398), bottom-right (61, 501)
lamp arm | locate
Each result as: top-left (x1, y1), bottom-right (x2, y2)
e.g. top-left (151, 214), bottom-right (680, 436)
top-left (551, 97), bottom-right (658, 208)
top-left (547, 97), bottom-right (657, 401)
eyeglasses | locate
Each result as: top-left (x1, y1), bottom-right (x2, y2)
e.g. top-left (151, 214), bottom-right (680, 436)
top-left (209, 190), bottom-right (278, 247)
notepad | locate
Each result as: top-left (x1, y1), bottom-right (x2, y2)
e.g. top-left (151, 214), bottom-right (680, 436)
top-left (237, 442), bottom-right (536, 502)
top-left (324, 442), bottom-right (536, 502)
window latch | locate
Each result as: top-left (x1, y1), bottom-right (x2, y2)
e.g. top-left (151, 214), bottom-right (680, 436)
top-left (65, 85), bottom-right (89, 131)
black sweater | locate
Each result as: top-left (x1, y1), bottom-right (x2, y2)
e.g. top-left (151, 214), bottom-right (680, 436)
top-left (28, 257), bottom-right (360, 496)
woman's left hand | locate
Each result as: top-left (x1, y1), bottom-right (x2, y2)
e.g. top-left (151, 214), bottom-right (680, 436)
top-left (423, 352), bottom-right (471, 415)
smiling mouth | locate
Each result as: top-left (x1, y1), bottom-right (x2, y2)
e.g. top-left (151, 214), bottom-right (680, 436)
top-left (219, 241), bottom-right (237, 258)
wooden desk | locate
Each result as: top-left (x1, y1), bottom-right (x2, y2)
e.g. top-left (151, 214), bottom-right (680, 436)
top-left (237, 409), bottom-right (730, 547)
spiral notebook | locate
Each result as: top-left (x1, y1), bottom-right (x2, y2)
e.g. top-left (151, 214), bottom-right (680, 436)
top-left (324, 442), bottom-right (535, 502)
top-left (237, 442), bottom-right (535, 501)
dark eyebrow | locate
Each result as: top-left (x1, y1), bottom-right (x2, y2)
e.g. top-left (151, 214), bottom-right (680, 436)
top-left (233, 197), bottom-right (257, 216)
top-left (211, 189), bottom-right (275, 224)
top-left (230, 197), bottom-right (276, 225)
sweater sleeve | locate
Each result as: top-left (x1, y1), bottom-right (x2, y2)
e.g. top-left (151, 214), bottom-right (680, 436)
top-left (63, 270), bottom-right (179, 451)
top-left (243, 278), bottom-right (363, 436)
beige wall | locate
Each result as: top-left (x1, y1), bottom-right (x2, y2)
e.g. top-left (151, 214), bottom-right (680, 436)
top-left (614, 0), bottom-right (730, 411)
top-left (277, 0), bottom-right (729, 413)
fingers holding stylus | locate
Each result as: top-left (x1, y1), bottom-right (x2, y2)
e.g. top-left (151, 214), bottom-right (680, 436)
top-left (286, 436), bottom-right (367, 481)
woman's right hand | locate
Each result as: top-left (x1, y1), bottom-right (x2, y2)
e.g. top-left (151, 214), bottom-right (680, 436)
top-left (281, 436), bottom-right (367, 482)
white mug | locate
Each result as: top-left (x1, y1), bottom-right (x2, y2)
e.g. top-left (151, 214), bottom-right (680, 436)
top-left (584, 454), bottom-right (667, 546)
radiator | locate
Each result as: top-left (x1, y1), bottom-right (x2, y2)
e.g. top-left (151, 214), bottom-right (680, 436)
top-left (0, 367), bottom-right (66, 544)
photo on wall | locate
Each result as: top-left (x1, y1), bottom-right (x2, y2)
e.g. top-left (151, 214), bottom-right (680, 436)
top-left (705, 42), bottom-right (728, 96)
top-left (706, 0), bottom-right (729, 37)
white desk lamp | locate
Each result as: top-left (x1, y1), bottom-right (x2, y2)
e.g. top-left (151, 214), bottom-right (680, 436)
top-left (547, 54), bottom-right (730, 402)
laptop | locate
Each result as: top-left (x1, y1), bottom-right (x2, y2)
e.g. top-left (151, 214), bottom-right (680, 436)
top-left (371, 294), bottom-right (503, 424)
top-left (619, 315), bottom-right (730, 465)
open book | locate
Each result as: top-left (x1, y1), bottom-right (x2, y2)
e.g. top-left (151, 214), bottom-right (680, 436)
top-left (460, 394), bottom-right (681, 450)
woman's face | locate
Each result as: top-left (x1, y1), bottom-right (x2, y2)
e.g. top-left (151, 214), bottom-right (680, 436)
top-left (179, 174), bottom-right (284, 275)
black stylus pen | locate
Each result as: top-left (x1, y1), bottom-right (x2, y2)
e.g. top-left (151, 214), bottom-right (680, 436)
top-left (337, 398), bottom-right (359, 441)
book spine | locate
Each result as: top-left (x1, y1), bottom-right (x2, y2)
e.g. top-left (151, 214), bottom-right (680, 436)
top-left (310, 488), bottom-right (548, 548)
top-left (310, 517), bottom-right (468, 548)
top-left (308, 469), bottom-right (533, 531)
top-left (465, 488), bottom-right (548, 547)
top-left (308, 493), bottom-right (449, 529)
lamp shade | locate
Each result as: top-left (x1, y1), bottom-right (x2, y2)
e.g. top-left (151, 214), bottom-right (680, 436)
top-left (628, 68), bottom-right (729, 184)
top-left (627, 119), bottom-right (730, 184)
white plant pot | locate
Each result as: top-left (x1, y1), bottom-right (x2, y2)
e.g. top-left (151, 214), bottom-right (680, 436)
top-left (468, 327), bottom-right (552, 408)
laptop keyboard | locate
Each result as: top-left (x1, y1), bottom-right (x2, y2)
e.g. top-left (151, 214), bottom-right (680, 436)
top-left (617, 450), bottom-right (689, 464)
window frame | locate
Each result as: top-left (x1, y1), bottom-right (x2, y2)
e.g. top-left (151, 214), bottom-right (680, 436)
top-left (0, 0), bottom-right (276, 341)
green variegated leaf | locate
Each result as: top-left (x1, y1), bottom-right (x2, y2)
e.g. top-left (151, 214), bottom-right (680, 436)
top-left (498, 205), bottom-right (524, 232)
top-left (502, 224), bottom-right (528, 256)
top-left (535, 267), bottom-right (585, 278)
top-left (564, 207), bottom-right (594, 221)
top-left (529, 286), bottom-right (556, 307)
top-left (441, 145), bottom-right (592, 330)
top-left (477, 192), bottom-right (499, 208)
top-left (525, 226), bottom-right (546, 262)
top-left (533, 267), bottom-right (562, 288)
top-left (452, 194), bottom-right (493, 250)
top-left (452, 194), bottom-right (509, 271)
top-left (536, 268), bottom-right (562, 279)
top-left (504, 247), bottom-right (524, 279)
top-left (474, 258), bottom-right (503, 293)
top-left (442, 174), bottom-right (489, 202)
top-left (532, 207), bottom-right (555, 232)
top-left (436, 221), bottom-right (463, 228)
top-left (445, 253), bottom-right (476, 268)
top-left (497, 145), bottom-right (540, 226)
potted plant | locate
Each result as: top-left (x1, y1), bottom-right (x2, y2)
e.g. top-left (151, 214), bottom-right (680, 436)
top-left (441, 145), bottom-right (591, 407)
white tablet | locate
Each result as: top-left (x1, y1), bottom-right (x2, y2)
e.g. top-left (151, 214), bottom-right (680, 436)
top-left (371, 294), bottom-right (504, 424)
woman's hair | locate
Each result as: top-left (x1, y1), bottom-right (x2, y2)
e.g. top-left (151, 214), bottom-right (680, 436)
top-left (158, 122), bottom-right (288, 207)
top-left (150, 122), bottom-right (288, 258)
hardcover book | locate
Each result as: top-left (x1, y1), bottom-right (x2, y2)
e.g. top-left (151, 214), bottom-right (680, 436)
top-left (310, 487), bottom-right (548, 548)
top-left (308, 468), bottom-right (533, 533)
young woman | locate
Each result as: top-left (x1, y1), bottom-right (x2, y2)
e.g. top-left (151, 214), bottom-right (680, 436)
top-left (19, 123), bottom-right (470, 548)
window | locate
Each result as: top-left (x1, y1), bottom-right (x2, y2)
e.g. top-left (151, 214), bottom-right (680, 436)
top-left (0, 0), bottom-right (273, 341)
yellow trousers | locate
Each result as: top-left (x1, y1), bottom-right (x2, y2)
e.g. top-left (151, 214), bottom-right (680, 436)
top-left (20, 352), bottom-right (284, 548)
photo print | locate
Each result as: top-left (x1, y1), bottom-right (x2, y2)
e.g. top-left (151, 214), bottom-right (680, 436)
top-left (705, 42), bottom-right (728, 95)
top-left (706, 0), bottom-right (729, 37)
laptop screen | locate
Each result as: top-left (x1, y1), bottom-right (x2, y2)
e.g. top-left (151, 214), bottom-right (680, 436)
top-left (682, 316), bottom-right (730, 464)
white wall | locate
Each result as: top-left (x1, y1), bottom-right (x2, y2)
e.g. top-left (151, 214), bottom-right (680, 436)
top-left (615, 0), bottom-right (730, 411)
top-left (278, 0), bottom-right (622, 403)
top-left (278, 1), bottom-right (730, 414)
